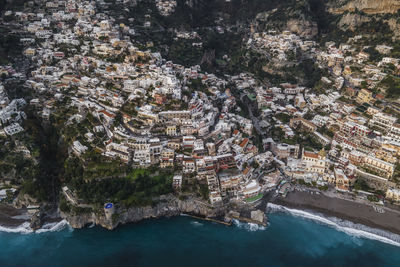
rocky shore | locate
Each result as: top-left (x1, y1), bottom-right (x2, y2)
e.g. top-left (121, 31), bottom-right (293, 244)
top-left (60, 195), bottom-right (229, 230)
top-left (0, 193), bottom-right (268, 232)
top-left (3, 190), bottom-right (400, 236)
top-left (0, 203), bottom-right (63, 231)
top-left (60, 195), bottom-right (268, 230)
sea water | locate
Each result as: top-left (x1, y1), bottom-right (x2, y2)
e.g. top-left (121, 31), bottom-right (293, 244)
top-left (1, 206), bottom-right (400, 267)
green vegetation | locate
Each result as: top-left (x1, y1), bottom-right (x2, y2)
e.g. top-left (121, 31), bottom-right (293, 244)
top-left (379, 76), bottom-right (400, 99)
top-left (275, 113), bottom-right (291, 123)
top-left (84, 159), bottom-right (127, 180)
top-left (252, 128), bottom-right (264, 152)
top-left (199, 183), bottom-right (209, 201)
top-left (302, 134), bottom-right (323, 151)
top-left (59, 195), bottom-right (71, 213)
top-left (181, 178), bottom-right (209, 201)
top-left (282, 138), bottom-right (296, 145)
top-left (167, 40), bottom-right (204, 67)
top-left (69, 169), bottom-right (173, 207)
top-left (245, 193), bottom-right (263, 203)
top-left (183, 78), bottom-right (210, 96)
top-left (319, 126), bottom-right (334, 138)
top-left (16, 109), bottom-right (67, 202)
top-left (367, 195), bottom-right (379, 203)
top-left (297, 179), bottom-right (309, 185)
top-left (270, 126), bottom-right (285, 141)
top-left (235, 97), bottom-right (250, 119)
top-left (318, 185), bottom-right (328, 191)
top-left (353, 179), bottom-right (373, 192)
top-left (0, 30), bottom-right (23, 65)
top-left (60, 150), bottom-right (174, 208)
top-left (288, 59), bottom-right (328, 89)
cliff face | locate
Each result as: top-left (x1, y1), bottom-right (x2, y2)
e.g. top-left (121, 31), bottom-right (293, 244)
top-left (337, 13), bottom-right (371, 31)
top-left (329, 0), bottom-right (400, 14)
top-left (387, 18), bottom-right (400, 39)
top-left (254, 10), bottom-right (318, 39)
top-left (286, 18), bottom-right (318, 38)
top-left (61, 195), bottom-right (222, 230)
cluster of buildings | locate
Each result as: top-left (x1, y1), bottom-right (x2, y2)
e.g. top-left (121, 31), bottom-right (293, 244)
top-left (4, 0), bottom-right (274, 205)
top-left (0, 82), bottom-right (26, 137)
top-left (268, 94), bottom-right (399, 194)
top-left (2, 0), bottom-right (400, 207)
top-left (248, 30), bottom-right (316, 61)
top-left (155, 0), bottom-right (177, 16)
top-left (316, 39), bottom-right (398, 92)
top-left (247, 29), bottom-right (400, 200)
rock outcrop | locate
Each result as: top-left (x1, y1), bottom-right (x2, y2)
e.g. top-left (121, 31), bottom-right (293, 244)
top-left (329, 0), bottom-right (400, 14)
top-left (286, 18), bottom-right (318, 38)
top-left (61, 195), bottom-right (223, 230)
top-left (337, 13), bottom-right (371, 31)
top-left (254, 11), bottom-right (318, 39)
top-left (387, 18), bottom-right (400, 39)
top-left (250, 210), bottom-right (266, 224)
top-left (30, 211), bottom-right (43, 230)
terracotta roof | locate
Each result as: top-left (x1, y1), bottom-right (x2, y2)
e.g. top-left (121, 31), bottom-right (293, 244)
top-left (100, 110), bottom-right (115, 118)
top-left (243, 166), bottom-right (251, 175)
top-left (239, 138), bottom-right (249, 148)
top-left (303, 151), bottom-right (318, 159)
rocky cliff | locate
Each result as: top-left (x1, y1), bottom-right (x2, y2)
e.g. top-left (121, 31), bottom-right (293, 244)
top-left (337, 13), bottom-right (371, 31)
top-left (61, 195), bottom-right (223, 230)
top-left (329, 0), bottom-right (400, 14)
top-left (254, 9), bottom-right (318, 39)
top-left (286, 18), bottom-right (318, 38)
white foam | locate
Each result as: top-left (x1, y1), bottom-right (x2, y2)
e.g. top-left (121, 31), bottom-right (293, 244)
top-left (190, 221), bottom-right (204, 226)
top-left (232, 219), bottom-right (266, 232)
top-left (0, 220), bottom-right (71, 234)
top-left (35, 220), bottom-right (70, 233)
top-left (0, 222), bottom-right (33, 234)
top-left (267, 203), bottom-right (400, 247)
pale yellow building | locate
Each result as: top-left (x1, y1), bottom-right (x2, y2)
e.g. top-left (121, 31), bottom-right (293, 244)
top-left (356, 89), bottom-right (373, 104)
top-left (363, 155), bottom-right (395, 178)
top-left (302, 149), bottom-right (326, 175)
top-left (386, 188), bottom-right (400, 203)
top-left (166, 124), bottom-right (177, 136)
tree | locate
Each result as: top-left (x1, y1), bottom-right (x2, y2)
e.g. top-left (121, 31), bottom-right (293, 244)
top-left (113, 112), bottom-right (123, 128)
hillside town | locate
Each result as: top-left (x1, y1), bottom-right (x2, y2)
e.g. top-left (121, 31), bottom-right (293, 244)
top-left (0, 0), bottom-right (399, 214)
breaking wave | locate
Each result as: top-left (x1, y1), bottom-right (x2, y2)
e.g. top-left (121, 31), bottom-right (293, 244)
top-left (36, 220), bottom-right (71, 233)
top-left (0, 222), bottom-right (32, 234)
top-left (232, 219), bottom-right (266, 232)
top-left (267, 203), bottom-right (400, 247)
top-left (190, 221), bottom-right (204, 227)
top-left (0, 220), bottom-right (71, 234)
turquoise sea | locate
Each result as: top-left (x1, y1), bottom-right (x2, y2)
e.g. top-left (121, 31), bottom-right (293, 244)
top-left (1, 205), bottom-right (400, 267)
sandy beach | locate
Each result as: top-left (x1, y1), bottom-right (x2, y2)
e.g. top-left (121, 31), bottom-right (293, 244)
top-left (271, 190), bottom-right (400, 235)
top-left (0, 204), bottom-right (30, 227)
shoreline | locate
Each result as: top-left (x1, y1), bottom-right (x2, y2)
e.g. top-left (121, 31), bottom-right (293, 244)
top-left (0, 204), bottom-right (30, 228)
top-left (2, 190), bottom-right (400, 240)
top-left (270, 190), bottom-right (400, 236)
top-left (0, 204), bottom-right (63, 230)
